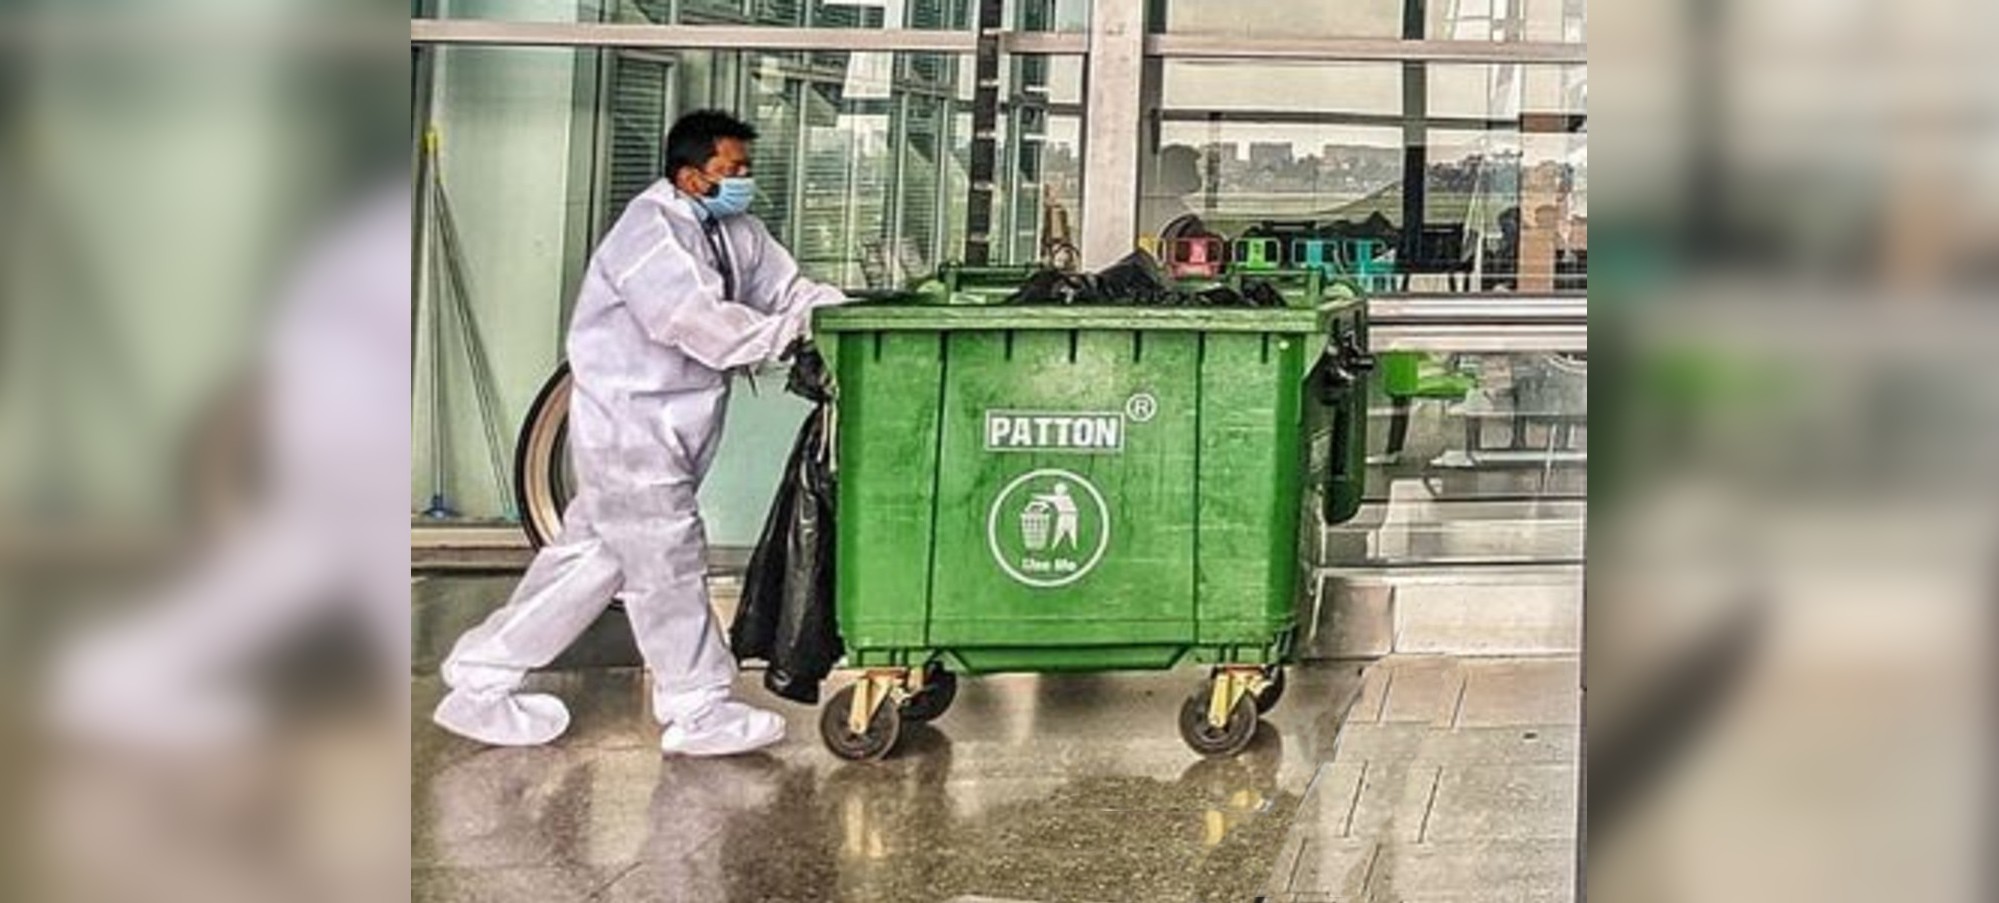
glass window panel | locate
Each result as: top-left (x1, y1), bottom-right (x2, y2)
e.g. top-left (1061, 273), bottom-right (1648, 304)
top-left (414, 46), bottom-right (1082, 528)
top-left (907, 0), bottom-right (972, 31)
top-left (1035, 113), bottom-right (1084, 264)
top-left (797, 80), bottom-right (900, 286)
top-left (904, 47), bottom-right (955, 89)
top-left (1161, 61), bottom-right (1403, 116)
top-left (419, 0), bottom-right (591, 23)
top-left (604, 52), bottom-right (673, 227)
top-left (752, 0), bottom-right (806, 26)
top-left (746, 57), bottom-right (803, 243)
top-left (1428, 0), bottom-right (1587, 44)
top-left (1360, 350), bottom-right (1587, 504)
top-left (1145, 58), bottom-right (1582, 294)
top-left (1429, 63), bottom-right (1586, 120)
top-left (414, 46), bottom-right (610, 520)
top-left (988, 54), bottom-right (1083, 266)
top-left (678, 0), bottom-right (750, 23)
top-left (900, 94), bottom-right (947, 274)
top-left (1424, 131), bottom-right (1582, 292)
top-left (807, 0), bottom-right (881, 28)
top-left (1043, 54), bottom-right (1085, 106)
top-left (1426, 130), bottom-right (1519, 290)
top-left (417, 45), bottom-right (1075, 290)
top-left (947, 107), bottom-right (971, 257)
top-left (421, 0), bottom-right (679, 23)
top-left (1146, 121), bottom-right (1405, 240)
top-left (1008, 0), bottom-right (1090, 32)
top-left (1152, 0), bottom-right (1404, 40)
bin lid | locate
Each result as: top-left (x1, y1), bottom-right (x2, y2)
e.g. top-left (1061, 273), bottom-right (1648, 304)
top-left (814, 298), bottom-right (1362, 334)
top-left (886, 265), bottom-right (1358, 310)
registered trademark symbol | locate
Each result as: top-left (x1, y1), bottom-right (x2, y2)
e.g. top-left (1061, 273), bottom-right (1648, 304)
top-left (1125, 392), bottom-right (1159, 423)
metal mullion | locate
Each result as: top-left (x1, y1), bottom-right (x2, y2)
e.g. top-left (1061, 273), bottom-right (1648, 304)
top-left (1368, 295), bottom-right (1589, 322)
top-left (961, 0), bottom-right (1003, 264)
top-left (1001, 32), bottom-right (1086, 54)
top-left (935, 90), bottom-right (954, 265)
top-left (887, 91), bottom-right (910, 285)
top-left (1154, 109), bottom-right (1517, 131)
top-left (1145, 34), bottom-right (1585, 64)
top-left (789, 77), bottom-right (808, 252)
top-left (1367, 291), bottom-right (1589, 351)
top-left (1002, 104), bottom-right (1019, 261)
top-left (1402, 0), bottom-right (1428, 288)
top-left (411, 19), bottom-right (978, 52)
top-left (839, 91), bottom-right (867, 288)
top-left (411, 43), bottom-right (436, 329)
top-left (1367, 323), bottom-right (1586, 354)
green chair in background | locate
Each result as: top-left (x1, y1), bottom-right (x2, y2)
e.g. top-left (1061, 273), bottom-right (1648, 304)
top-left (1379, 351), bottom-right (1477, 462)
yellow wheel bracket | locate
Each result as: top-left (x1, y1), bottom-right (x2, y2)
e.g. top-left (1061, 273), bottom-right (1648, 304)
top-left (1207, 667), bottom-right (1270, 729)
top-left (848, 670), bottom-right (905, 736)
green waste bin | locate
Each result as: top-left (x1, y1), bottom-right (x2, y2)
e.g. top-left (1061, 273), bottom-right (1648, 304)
top-left (810, 271), bottom-right (1372, 760)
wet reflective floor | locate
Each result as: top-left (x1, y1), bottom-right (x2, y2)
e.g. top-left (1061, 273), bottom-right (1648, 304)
top-left (413, 578), bottom-right (1579, 903)
top-left (414, 663), bottom-right (1367, 903)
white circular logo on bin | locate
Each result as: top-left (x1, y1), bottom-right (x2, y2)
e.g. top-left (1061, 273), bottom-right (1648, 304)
top-left (987, 469), bottom-right (1112, 588)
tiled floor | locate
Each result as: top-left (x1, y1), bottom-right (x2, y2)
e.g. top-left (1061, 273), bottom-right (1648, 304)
top-left (1260, 657), bottom-right (1582, 903)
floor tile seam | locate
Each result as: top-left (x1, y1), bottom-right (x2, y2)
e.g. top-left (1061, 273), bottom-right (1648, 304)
top-left (1259, 668), bottom-right (1375, 897)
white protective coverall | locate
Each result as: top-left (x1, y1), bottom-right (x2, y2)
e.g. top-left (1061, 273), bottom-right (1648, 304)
top-left (436, 180), bottom-right (843, 747)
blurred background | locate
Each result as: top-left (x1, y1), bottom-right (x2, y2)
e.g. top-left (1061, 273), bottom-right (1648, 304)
top-left (1589, 0), bottom-right (1996, 901)
top-left (2, 2), bottom-right (408, 902)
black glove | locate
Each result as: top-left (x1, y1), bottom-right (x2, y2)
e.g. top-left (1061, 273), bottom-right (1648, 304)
top-left (783, 339), bottom-right (833, 403)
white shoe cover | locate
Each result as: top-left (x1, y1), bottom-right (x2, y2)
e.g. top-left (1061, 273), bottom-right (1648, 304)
top-left (658, 700), bottom-right (786, 757)
top-left (432, 690), bottom-right (571, 746)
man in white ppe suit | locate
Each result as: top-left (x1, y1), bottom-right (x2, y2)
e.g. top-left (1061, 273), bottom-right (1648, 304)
top-left (434, 110), bottom-right (844, 755)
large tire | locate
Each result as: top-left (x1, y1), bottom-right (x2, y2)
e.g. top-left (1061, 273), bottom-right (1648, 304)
top-left (513, 363), bottom-right (573, 548)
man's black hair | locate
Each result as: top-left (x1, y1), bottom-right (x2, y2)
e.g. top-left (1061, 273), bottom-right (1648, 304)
top-left (665, 110), bottom-right (759, 180)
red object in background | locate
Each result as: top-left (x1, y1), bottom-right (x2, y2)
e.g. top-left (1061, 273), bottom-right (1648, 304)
top-left (1167, 236), bottom-right (1225, 278)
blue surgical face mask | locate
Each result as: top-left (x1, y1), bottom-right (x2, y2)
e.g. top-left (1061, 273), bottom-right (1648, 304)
top-left (698, 176), bottom-right (756, 219)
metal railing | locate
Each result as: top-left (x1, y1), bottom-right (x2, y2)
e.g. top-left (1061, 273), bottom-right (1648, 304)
top-left (1366, 294), bottom-right (1588, 353)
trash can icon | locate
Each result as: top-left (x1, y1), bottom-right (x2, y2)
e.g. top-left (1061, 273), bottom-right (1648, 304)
top-left (1020, 499), bottom-right (1053, 551)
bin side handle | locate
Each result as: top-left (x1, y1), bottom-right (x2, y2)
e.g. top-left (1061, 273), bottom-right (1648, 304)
top-left (1324, 402), bottom-right (1352, 524)
top-left (1316, 325), bottom-right (1374, 523)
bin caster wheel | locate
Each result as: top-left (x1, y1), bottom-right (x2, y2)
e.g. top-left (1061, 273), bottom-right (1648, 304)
top-left (1253, 667), bottom-right (1286, 715)
top-left (821, 684), bottom-right (902, 761)
top-left (900, 665), bottom-right (958, 723)
top-left (1179, 692), bottom-right (1258, 758)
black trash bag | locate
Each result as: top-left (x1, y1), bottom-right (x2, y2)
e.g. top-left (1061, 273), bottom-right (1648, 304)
top-left (1001, 250), bottom-right (1287, 309)
top-left (729, 343), bottom-right (842, 704)
top-left (1006, 267), bottom-right (1097, 305)
top-left (1191, 280), bottom-right (1287, 308)
top-left (1194, 285), bottom-right (1246, 307)
top-left (1092, 251), bottom-right (1175, 303)
top-left (1240, 280), bottom-right (1288, 308)
top-left (729, 468), bottom-right (788, 665)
